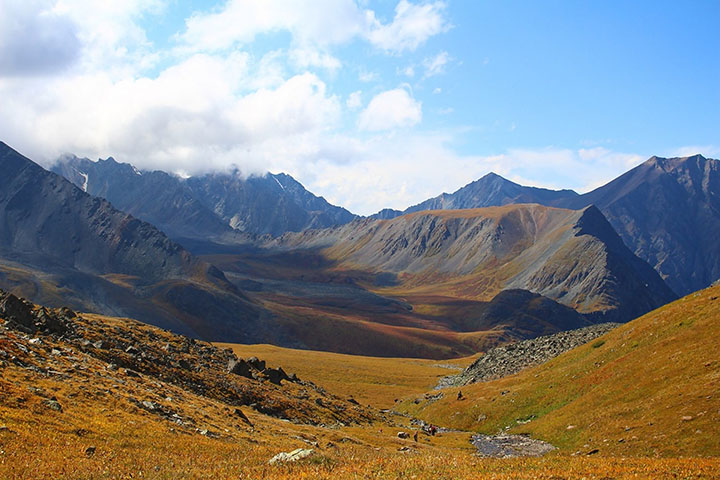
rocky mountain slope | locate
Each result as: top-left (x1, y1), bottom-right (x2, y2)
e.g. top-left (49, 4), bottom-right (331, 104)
top-left (0, 142), bottom-right (264, 341)
top-left (52, 155), bottom-right (356, 239)
top-left (559, 154), bottom-right (720, 296)
top-left (374, 155), bottom-right (720, 297)
top-left (371, 173), bottom-right (578, 219)
top-left (271, 204), bottom-right (676, 322)
top-left (438, 322), bottom-right (619, 387)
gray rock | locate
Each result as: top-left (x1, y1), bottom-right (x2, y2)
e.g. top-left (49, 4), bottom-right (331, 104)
top-left (268, 448), bottom-right (314, 464)
top-left (439, 323), bottom-right (620, 388)
top-left (471, 434), bottom-right (555, 458)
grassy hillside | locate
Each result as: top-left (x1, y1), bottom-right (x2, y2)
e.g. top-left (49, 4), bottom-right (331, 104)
top-left (401, 284), bottom-right (720, 457)
top-left (2, 290), bottom-right (720, 478)
top-left (218, 343), bottom-right (475, 408)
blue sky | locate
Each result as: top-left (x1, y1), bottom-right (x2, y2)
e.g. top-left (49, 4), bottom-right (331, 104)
top-left (0, 0), bottom-right (718, 214)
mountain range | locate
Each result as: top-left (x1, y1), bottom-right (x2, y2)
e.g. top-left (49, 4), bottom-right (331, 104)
top-left (2, 141), bottom-right (718, 357)
top-left (269, 204), bottom-right (675, 323)
top-left (52, 155), bottom-right (356, 240)
top-left (371, 154), bottom-right (720, 296)
top-left (0, 142), bottom-right (265, 341)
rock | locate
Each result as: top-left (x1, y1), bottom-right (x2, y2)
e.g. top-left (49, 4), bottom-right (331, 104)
top-left (247, 357), bottom-right (266, 371)
top-left (586, 448), bottom-right (600, 455)
top-left (397, 431), bottom-right (410, 439)
top-left (45, 399), bottom-right (63, 412)
top-left (125, 346), bottom-right (140, 355)
top-left (28, 338), bottom-right (42, 345)
top-left (471, 434), bottom-right (555, 458)
top-left (234, 408), bottom-right (253, 427)
top-left (125, 369), bottom-right (140, 378)
top-left (141, 401), bottom-right (158, 411)
top-left (227, 359), bottom-right (252, 378)
top-left (439, 323), bottom-right (620, 388)
top-left (268, 448), bottom-right (314, 464)
top-left (263, 367), bottom-right (290, 385)
top-left (682, 415), bottom-right (693, 421)
top-left (85, 446), bottom-right (96, 457)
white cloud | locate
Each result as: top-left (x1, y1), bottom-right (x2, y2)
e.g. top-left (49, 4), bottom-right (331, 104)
top-left (178, 0), bottom-right (449, 55)
top-left (669, 145), bottom-right (720, 158)
top-left (0, 52), bottom-right (340, 174)
top-left (357, 88), bottom-right (422, 131)
top-left (289, 48), bottom-right (342, 72)
top-left (0, 0), bottom-right (81, 76)
top-left (346, 90), bottom-right (363, 109)
top-left (291, 144), bottom-right (650, 215)
top-left (398, 65), bottom-right (415, 77)
top-left (422, 51), bottom-right (449, 77)
top-left (366, 0), bottom-right (450, 53)
top-left (178, 0), bottom-right (366, 51)
top-left (359, 70), bottom-right (379, 82)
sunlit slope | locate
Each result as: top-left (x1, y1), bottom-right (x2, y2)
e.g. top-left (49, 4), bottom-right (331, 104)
top-left (271, 204), bottom-right (675, 322)
top-left (217, 343), bottom-right (475, 408)
top-left (403, 284), bottom-right (720, 457)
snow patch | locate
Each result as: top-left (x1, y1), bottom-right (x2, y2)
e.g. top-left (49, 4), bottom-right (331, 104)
top-left (132, 166), bottom-right (142, 176)
top-left (273, 176), bottom-right (285, 191)
top-left (79, 172), bottom-right (89, 192)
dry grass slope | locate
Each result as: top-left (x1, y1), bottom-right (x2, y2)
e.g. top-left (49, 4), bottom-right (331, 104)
top-left (1, 290), bottom-right (719, 478)
top-left (401, 285), bottom-right (720, 458)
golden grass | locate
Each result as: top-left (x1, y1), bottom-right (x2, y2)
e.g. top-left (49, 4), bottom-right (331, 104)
top-left (3, 288), bottom-right (720, 478)
top-left (217, 342), bottom-right (474, 408)
top-left (401, 285), bottom-right (720, 458)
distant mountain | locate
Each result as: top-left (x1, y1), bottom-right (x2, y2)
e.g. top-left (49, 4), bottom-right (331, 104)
top-left (186, 171), bottom-right (357, 237)
top-left (371, 173), bottom-right (578, 219)
top-left (375, 155), bottom-right (720, 296)
top-left (558, 154), bottom-right (720, 296)
top-left (0, 142), bottom-right (264, 341)
top-left (271, 204), bottom-right (676, 322)
top-left (52, 156), bottom-right (356, 239)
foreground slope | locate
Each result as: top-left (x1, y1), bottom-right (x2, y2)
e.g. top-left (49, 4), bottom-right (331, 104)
top-left (404, 284), bottom-right (720, 457)
top-left (272, 204), bottom-right (675, 322)
top-left (0, 142), bottom-right (262, 341)
top-left (2, 292), bottom-right (718, 479)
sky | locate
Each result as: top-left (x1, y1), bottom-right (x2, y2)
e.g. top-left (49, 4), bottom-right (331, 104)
top-left (0, 0), bottom-right (718, 215)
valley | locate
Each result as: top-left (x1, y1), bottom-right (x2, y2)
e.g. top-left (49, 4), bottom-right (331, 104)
top-left (1, 287), bottom-right (719, 479)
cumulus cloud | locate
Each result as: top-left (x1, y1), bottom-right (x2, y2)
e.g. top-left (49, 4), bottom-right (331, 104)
top-left (0, 52), bottom-right (340, 174)
top-left (357, 88), bottom-right (422, 131)
top-left (366, 0), bottom-right (450, 53)
top-left (289, 48), bottom-right (342, 72)
top-left (0, 0), bottom-right (81, 76)
top-left (291, 143), bottom-right (649, 215)
top-left (178, 0), bottom-right (449, 54)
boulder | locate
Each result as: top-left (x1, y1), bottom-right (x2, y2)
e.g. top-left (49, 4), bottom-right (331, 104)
top-left (227, 359), bottom-right (253, 378)
top-left (263, 367), bottom-right (290, 385)
top-left (268, 448), bottom-right (314, 464)
top-left (247, 357), bottom-right (266, 370)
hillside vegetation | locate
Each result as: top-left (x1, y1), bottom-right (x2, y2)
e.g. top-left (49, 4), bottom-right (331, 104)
top-left (1, 290), bottom-right (719, 478)
top-left (401, 284), bottom-right (720, 457)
